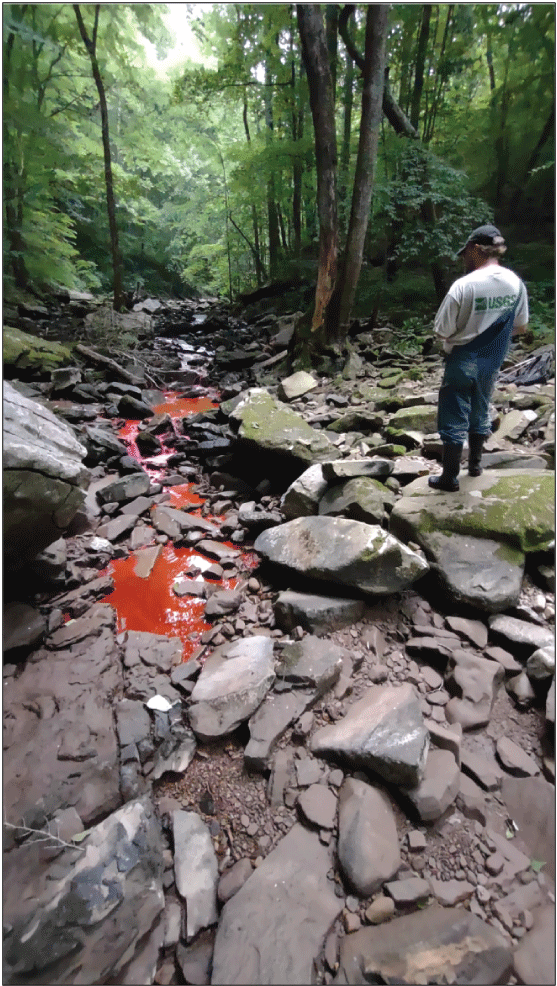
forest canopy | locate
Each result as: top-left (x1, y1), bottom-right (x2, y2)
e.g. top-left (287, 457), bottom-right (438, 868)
top-left (3, 3), bottom-right (555, 323)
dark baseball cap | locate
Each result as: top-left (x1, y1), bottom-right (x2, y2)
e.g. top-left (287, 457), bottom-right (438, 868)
top-left (457, 224), bottom-right (506, 256)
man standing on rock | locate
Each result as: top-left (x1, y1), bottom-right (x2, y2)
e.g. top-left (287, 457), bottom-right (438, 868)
top-left (429, 224), bottom-right (529, 491)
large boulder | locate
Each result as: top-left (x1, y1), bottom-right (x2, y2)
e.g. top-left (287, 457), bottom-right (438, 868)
top-left (4, 382), bottom-right (89, 568)
top-left (310, 683), bottom-right (429, 788)
top-left (211, 824), bottom-right (341, 985)
top-left (3, 798), bottom-right (165, 986)
top-left (390, 470), bottom-right (554, 611)
top-left (4, 326), bottom-right (73, 375)
top-left (255, 516), bottom-right (429, 596)
top-left (337, 779), bottom-right (401, 895)
top-left (228, 388), bottom-right (341, 474)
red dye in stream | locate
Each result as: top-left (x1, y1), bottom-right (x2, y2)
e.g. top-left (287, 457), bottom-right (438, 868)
top-left (102, 391), bottom-right (259, 662)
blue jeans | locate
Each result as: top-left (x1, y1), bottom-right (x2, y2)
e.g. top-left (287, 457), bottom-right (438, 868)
top-left (437, 311), bottom-right (514, 445)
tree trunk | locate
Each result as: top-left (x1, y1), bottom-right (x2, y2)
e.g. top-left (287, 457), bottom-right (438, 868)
top-left (325, 4), bottom-right (339, 101)
top-left (3, 7), bottom-right (30, 289)
top-left (329, 4), bottom-right (389, 337)
top-left (338, 15), bottom-right (355, 229)
top-left (410, 4), bottom-right (432, 132)
top-left (264, 59), bottom-right (280, 278)
top-left (296, 4), bottom-right (338, 338)
top-left (242, 96), bottom-right (266, 284)
top-left (73, 4), bottom-right (124, 311)
top-left (511, 101), bottom-right (555, 213)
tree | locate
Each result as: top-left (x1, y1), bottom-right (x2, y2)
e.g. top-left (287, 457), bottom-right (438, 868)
top-left (73, 4), bottom-right (124, 310)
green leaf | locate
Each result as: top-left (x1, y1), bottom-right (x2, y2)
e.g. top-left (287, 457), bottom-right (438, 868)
top-left (530, 859), bottom-right (546, 873)
top-left (71, 829), bottom-right (91, 843)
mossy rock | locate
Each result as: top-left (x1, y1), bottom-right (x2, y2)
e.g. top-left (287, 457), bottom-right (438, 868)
top-left (4, 326), bottom-right (73, 376)
top-left (388, 404), bottom-right (438, 433)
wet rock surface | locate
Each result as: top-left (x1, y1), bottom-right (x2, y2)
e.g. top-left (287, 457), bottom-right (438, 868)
top-left (2, 294), bottom-right (555, 985)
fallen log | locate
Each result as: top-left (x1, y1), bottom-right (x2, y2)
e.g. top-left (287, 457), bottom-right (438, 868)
top-left (75, 344), bottom-right (141, 384)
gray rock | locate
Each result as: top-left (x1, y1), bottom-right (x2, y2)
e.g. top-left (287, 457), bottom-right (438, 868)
top-left (420, 531), bottom-right (524, 612)
top-left (276, 636), bottom-right (346, 693)
top-left (310, 683), bottom-right (429, 788)
top-left (3, 798), bottom-right (164, 986)
top-left (96, 512), bottom-right (138, 542)
top-left (384, 877), bottom-right (430, 905)
top-left (444, 650), bottom-right (504, 730)
top-left (337, 779), bottom-right (401, 896)
top-left (500, 775), bottom-right (555, 882)
top-left (4, 382), bottom-right (89, 569)
top-left (3, 602), bottom-right (46, 653)
top-left (546, 678), bottom-right (555, 724)
top-left (245, 691), bottom-right (310, 770)
top-left (204, 589), bottom-right (243, 618)
top-left (388, 404), bottom-right (438, 433)
top-left (297, 784), bottom-right (337, 829)
top-left (173, 811), bottom-right (218, 939)
top-left (280, 464), bottom-right (328, 519)
top-left (496, 737), bottom-right (540, 777)
top-left (321, 458), bottom-right (394, 481)
top-left (403, 749), bottom-right (460, 822)
top-left (211, 824), bottom-right (341, 985)
top-left (489, 614), bottom-right (554, 656)
top-left (218, 859), bottom-right (253, 904)
top-left (513, 904), bottom-right (556, 986)
top-left (526, 645), bottom-right (555, 680)
top-left (189, 636), bottom-right (275, 741)
top-left (318, 476), bottom-right (395, 525)
top-left (460, 749), bottom-right (503, 791)
top-left (267, 748), bottom-right (295, 807)
top-left (30, 537), bottom-right (67, 584)
top-left (334, 904), bottom-right (512, 985)
top-left (255, 516), bottom-right (429, 597)
top-left (445, 616), bottom-right (488, 649)
top-left (278, 370), bottom-right (318, 401)
top-left (176, 929), bottom-right (215, 986)
top-left (96, 472), bottom-right (150, 504)
top-left (428, 878), bottom-right (475, 906)
top-left (274, 590), bottom-right (365, 636)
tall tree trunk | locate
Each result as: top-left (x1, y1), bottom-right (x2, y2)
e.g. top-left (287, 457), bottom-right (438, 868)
top-left (242, 95), bottom-right (266, 284)
top-left (325, 4), bottom-right (339, 102)
top-left (290, 29), bottom-right (303, 258)
top-left (510, 101), bottom-right (555, 213)
top-left (264, 59), bottom-right (280, 278)
top-left (3, 6), bottom-right (30, 289)
top-left (410, 5), bottom-right (432, 132)
top-left (338, 16), bottom-right (355, 230)
top-left (486, 27), bottom-right (496, 91)
top-left (296, 4), bottom-right (338, 338)
top-left (73, 4), bottom-right (124, 311)
top-left (329, 4), bottom-right (389, 338)
top-left (423, 4), bottom-right (454, 144)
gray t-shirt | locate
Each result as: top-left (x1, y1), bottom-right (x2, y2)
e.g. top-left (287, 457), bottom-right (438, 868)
top-left (434, 264), bottom-right (529, 354)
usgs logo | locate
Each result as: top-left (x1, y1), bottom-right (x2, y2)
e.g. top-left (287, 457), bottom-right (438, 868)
top-left (475, 294), bottom-right (517, 312)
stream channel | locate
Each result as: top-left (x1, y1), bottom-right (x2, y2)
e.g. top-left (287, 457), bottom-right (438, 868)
top-left (98, 335), bottom-right (258, 662)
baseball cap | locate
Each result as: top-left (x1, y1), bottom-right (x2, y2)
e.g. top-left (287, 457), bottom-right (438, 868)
top-left (457, 224), bottom-right (506, 256)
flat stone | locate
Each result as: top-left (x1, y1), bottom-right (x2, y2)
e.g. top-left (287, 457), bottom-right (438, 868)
top-left (428, 877), bottom-right (476, 906)
top-left (96, 512), bottom-right (137, 541)
top-left (500, 776), bottom-right (556, 883)
top-left (444, 650), bottom-right (504, 730)
top-left (278, 370), bottom-right (318, 401)
top-left (364, 896), bottom-right (395, 925)
top-left (189, 636), bottom-right (275, 741)
top-left (133, 544), bottom-right (163, 578)
top-left (217, 858), bottom-right (253, 904)
top-left (484, 645), bottom-right (523, 673)
top-left (295, 757), bottom-right (324, 787)
top-left (310, 683), bottom-right (429, 788)
top-left (496, 736), bottom-right (540, 777)
top-left (211, 824), bottom-right (341, 985)
top-left (321, 458), bottom-right (394, 481)
top-left (461, 748), bottom-right (503, 791)
top-left (526, 645), bottom-right (555, 680)
top-left (245, 691), bottom-right (310, 771)
top-left (384, 877), bottom-right (430, 906)
top-left (513, 904), bottom-right (556, 986)
top-left (297, 784), bottom-right (337, 829)
top-left (335, 904), bottom-right (512, 986)
top-left (275, 635), bottom-right (345, 694)
top-left (173, 810), bottom-right (218, 939)
top-left (489, 614), bottom-right (554, 656)
top-left (427, 721), bottom-right (462, 766)
top-left (446, 616), bottom-right (488, 648)
top-left (3, 602), bottom-right (46, 653)
top-left (403, 749), bottom-right (460, 823)
top-left (337, 779), bottom-right (401, 896)
top-left (280, 464), bottom-right (328, 519)
top-left (274, 590), bottom-right (365, 636)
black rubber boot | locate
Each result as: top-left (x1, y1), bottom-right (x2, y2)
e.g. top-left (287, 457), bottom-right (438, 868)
top-left (468, 433), bottom-right (486, 476)
top-left (428, 443), bottom-right (463, 491)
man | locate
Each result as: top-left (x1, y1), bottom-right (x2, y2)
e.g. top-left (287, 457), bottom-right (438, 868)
top-left (429, 224), bottom-right (529, 491)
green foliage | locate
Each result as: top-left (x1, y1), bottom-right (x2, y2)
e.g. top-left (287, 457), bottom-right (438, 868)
top-left (525, 281), bottom-right (555, 345)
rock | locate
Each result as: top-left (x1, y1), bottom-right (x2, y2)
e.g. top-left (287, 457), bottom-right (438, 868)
top-left (189, 636), bottom-right (275, 741)
top-left (211, 824), bottom-right (341, 985)
top-left (218, 858), bottom-right (253, 904)
top-left (513, 904), bottom-right (556, 986)
top-left (176, 929), bottom-right (215, 986)
top-left (278, 370), bottom-right (318, 401)
top-left (445, 615), bottom-right (488, 649)
top-left (403, 749), bottom-right (460, 822)
top-left (500, 776), bottom-right (555, 882)
top-left (484, 645), bottom-right (523, 674)
top-left (4, 325), bottom-right (73, 375)
top-left (297, 784), bottom-right (337, 829)
top-left (4, 382), bottom-right (89, 569)
top-left (204, 589), bottom-right (243, 618)
top-left (245, 690), bottom-right (310, 770)
top-left (30, 536), bottom-right (67, 584)
top-left (507, 670), bottom-right (536, 706)
top-left (333, 905), bottom-right (512, 985)
top-left (321, 458), bottom-right (394, 482)
top-left (173, 810), bottom-right (218, 939)
top-left (460, 748), bottom-right (503, 791)
top-left (296, 757), bottom-right (325, 786)
top-left (526, 645), bottom-right (555, 681)
top-left (496, 737), bottom-right (540, 777)
top-left (428, 877), bottom-right (476, 906)
top-left (420, 531), bottom-right (524, 612)
top-left (546, 679), bottom-right (555, 724)
top-left (384, 876), bottom-right (430, 906)
top-left (427, 720), bottom-right (462, 766)
top-left (310, 683), bottom-right (429, 788)
top-left (123, 630), bottom-right (183, 704)
top-left (276, 636), bottom-right (346, 693)
top-left (229, 388), bottom-right (341, 472)
top-left (267, 748), bottom-right (294, 807)
top-left (280, 464), bottom-right (328, 519)
top-left (326, 409), bottom-right (383, 433)
top-left (364, 896), bottom-right (396, 925)
top-left (337, 779), bottom-right (401, 896)
top-left (3, 605), bottom-right (121, 829)
top-left (457, 773), bottom-right (487, 824)
top-left (118, 393), bottom-right (154, 418)
top-left (444, 650), bottom-right (504, 730)
top-left (255, 516), bottom-right (429, 597)
top-left (97, 472), bottom-right (150, 504)
top-left (3, 602), bottom-right (46, 654)
top-left (489, 614), bottom-right (554, 656)
top-left (96, 512), bottom-right (138, 542)
top-left (388, 404), bottom-right (438, 433)
top-left (151, 504), bottom-right (219, 539)
top-left (318, 476), bottom-right (395, 525)
top-left (274, 589), bottom-right (365, 636)
top-left (3, 798), bottom-right (164, 986)
top-left (489, 408), bottom-right (538, 442)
